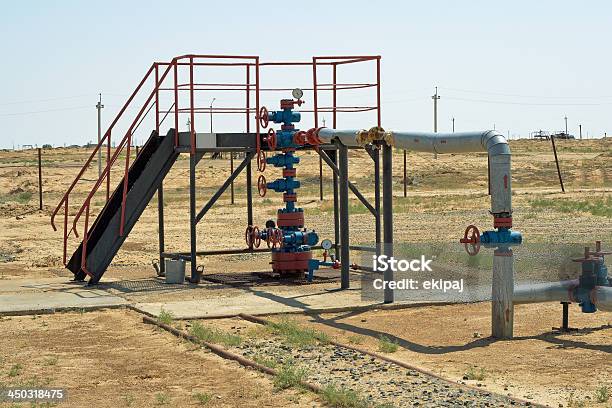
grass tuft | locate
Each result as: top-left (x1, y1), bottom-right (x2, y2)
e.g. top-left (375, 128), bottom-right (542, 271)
top-left (377, 335), bottom-right (398, 353)
top-left (154, 392), bottom-right (170, 405)
top-left (464, 366), bottom-right (486, 381)
top-left (347, 335), bottom-right (365, 345)
top-left (266, 318), bottom-right (329, 346)
top-left (273, 363), bottom-right (308, 390)
top-left (8, 364), bottom-right (22, 377)
top-left (529, 196), bottom-right (612, 218)
top-left (193, 392), bottom-right (213, 405)
top-left (157, 309), bottom-right (174, 325)
top-left (595, 385), bottom-right (610, 403)
top-left (189, 322), bottom-right (242, 347)
top-left (321, 383), bottom-right (370, 408)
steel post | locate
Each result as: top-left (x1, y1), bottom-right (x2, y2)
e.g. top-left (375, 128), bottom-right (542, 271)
top-left (189, 153), bottom-right (198, 283)
top-left (158, 182), bottom-right (165, 273)
top-left (382, 142), bottom-right (393, 303)
top-left (492, 248), bottom-right (514, 338)
top-left (338, 142), bottom-right (350, 289)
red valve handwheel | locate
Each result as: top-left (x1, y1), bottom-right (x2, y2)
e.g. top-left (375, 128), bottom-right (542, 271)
top-left (265, 227), bottom-right (274, 248)
top-left (257, 150), bottom-right (266, 172)
top-left (460, 225), bottom-right (481, 256)
top-left (266, 128), bottom-right (277, 150)
top-left (271, 228), bottom-right (283, 248)
top-left (252, 226), bottom-right (261, 248)
top-left (257, 175), bottom-right (267, 197)
top-left (245, 225), bottom-right (254, 248)
top-left (259, 106), bottom-right (269, 128)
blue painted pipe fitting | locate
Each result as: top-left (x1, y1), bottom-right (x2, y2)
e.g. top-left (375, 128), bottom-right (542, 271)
top-left (283, 231), bottom-right (319, 246)
top-left (266, 154), bottom-right (300, 167)
top-left (480, 228), bottom-right (522, 245)
top-left (267, 178), bottom-right (300, 192)
top-left (572, 286), bottom-right (597, 313)
top-left (270, 110), bottom-right (300, 124)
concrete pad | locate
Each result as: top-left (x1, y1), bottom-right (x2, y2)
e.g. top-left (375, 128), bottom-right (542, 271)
top-left (134, 285), bottom-right (402, 319)
top-left (0, 277), bottom-right (128, 315)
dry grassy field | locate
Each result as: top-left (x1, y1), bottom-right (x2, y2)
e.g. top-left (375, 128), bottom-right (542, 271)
top-left (0, 137), bottom-right (610, 407)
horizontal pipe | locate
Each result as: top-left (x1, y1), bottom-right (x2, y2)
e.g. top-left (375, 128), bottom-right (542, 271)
top-left (514, 281), bottom-right (612, 312)
top-left (316, 128), bottom-right (512, 214)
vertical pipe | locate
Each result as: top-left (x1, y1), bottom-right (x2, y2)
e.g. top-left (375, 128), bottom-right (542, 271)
top-left (331, 149), bottom-right (340, 255)
top-left (246, 153), bottom-right (253, 226)
top-left (158, 182), bottom-right (165, 274)
top-left (189, 153), bottom-right (198, 283)
top-left (561, 302), bottom-right (570, 331)
top-left (487, 155), bottom-right (491, 196)
top-left (246, 66), bottom-right (253, 226)
top-left (374, 147), bottom-right (381, 257)
top-left (492, 248), bottom-right (514, 338)
top-left (37, 147), bottom-right (43, 211)
top-left (106, 130), bottom-right (111, 201)
top-left (230, 153), bottom-right (235, 204)
top-left (382, 142), bottom-right (393, 303)
top-left (174, 60), bottom-right (179, 146)
top-left (403, 150), bottom-right (407, 197)
top-left (338, 142), bottom-right (350, 289)
top-left (376, 57), bottom-right (381, 127)
top-left (155, 63), bottom-right (160, 134)
top-left (550, 135), bottom-right (565, 193)
top-left (255, 59), bottom-right (260, 152)
top-left (312, 57), bottom-right (318, 127)
top-left (189, 57), bottom-right (195, 154)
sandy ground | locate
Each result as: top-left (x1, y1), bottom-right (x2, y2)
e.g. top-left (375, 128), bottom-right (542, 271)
top-left (283, 302), bottom-right (611, 407)
top-left (0, 138), bottom-right (610, 407)
top-left (0, 309), bottom-right (321, 407)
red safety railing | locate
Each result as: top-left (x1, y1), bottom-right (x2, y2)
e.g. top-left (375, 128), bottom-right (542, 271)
top-left (51, 55), bottom-right (379, 277)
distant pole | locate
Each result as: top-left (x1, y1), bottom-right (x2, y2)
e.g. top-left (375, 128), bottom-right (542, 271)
top-left (564, 115), bottom-right (568, 136)
top-left (96, 93), bottom-right (104, 177)
top-left (452, 117), bottom-right (455, 132)
top-left (579, 124), bottom-right (582, 140)
top-left (37, 148), bottom-right (43, 210)
top-left (209, 97), bottom-right (216, 134)
top-left (431, 86), bottom-right (440, 132)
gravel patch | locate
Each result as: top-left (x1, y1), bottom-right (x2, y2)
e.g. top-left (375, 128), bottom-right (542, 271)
top-left (234, 337), bottom-right (534, 407)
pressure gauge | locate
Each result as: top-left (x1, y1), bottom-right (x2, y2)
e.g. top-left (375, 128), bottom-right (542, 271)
top-left (292, 88), bottom-right (304, 99)
top-left (321, 239), bottom-right (333, 250)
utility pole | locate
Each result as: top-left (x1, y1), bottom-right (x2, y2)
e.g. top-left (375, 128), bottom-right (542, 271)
top-left (431, 86), bottom-right (440, 132)
top-left (564, 115), bottom-right (568, 136)
top-left (579, 124), bottom-right (582, 140)
top-left (96, 93), bottom-right (104, 177)
top-left (452, 117), bottom-right (455, 132)
top-left (209, 97), bottom-right (216, 134)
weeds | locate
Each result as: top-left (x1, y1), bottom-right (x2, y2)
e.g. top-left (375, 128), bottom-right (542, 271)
top-left (157, 309), bottom-right (174, 325)
top-left (377, 335), bottom-right (398, 353)
top-left (252, 354), bottom-right (279, 369)
top-left (321, 383), bottom-right (369, 408)
top-left (193, 392), bottom-right (212, 405)
top-left (347, 335), bottom-right (365, 345)
top-left (8, 364), bottom-right (22, 377)
top-left (273, 363), bottom-right (308, 390)
top-left (464, 366), bottom-right (486, 381)
top-left (595, 385), bottom-right (610, 403)
top-left (123, 394), bottom-right (135, 406)
top-left (266, 318), bottom-right (329, 346)
top-left (567, 391), bottom-right (585, 407)
top-left (529, 196), bottom-right (612, 218)
top-left (43, 356), bottom-right (58, 366)
top-left (154, 392), bottom-right (170, 405)
top-left (0, 191), bottom-right (32, 204)
top-left (189, 322), bottom-right (242, 347)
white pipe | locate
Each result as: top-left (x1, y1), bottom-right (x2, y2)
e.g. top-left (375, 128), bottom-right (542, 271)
top-left (514, 280), bottom-right (612, 312)
top-left (316, 128), bottom-right (512, 214)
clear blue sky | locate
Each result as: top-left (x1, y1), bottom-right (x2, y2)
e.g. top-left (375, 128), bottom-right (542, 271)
top-left (1, 0), bottom-right (611, 148)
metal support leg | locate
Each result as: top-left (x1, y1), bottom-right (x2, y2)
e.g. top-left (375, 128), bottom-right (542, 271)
top-left (230, 153), bottom-right (235, 204)
top-left (561, 301), bottom-right (570, 332)
top-left (319, 155), bottom-right (323, 201)
top-left (189, 153), bottom-right (199, 283)
top-left (338, 143), bottom-right (350, 289)
top-left (330, 149), bottom-right (340, 255)
top-left (246, 154), bottom-right (253, 226)
top-left (374, 147), bottom-right (381, 257)
top-left (158, 182), bottom-right (165, 274)
top-left (382, 143), bottom-right (394, 303)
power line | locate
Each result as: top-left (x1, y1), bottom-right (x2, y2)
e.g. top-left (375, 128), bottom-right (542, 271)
top-left (443, 96), bottom-right (612, 106)
top-left (439, 86), bottom-right (612, 100)
top-left (0, 105), bottom-right (91, 117)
